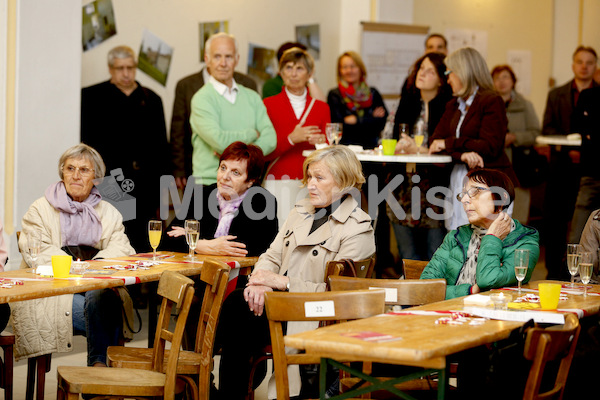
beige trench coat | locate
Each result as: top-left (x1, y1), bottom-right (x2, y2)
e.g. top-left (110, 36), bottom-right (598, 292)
top-left (255, 195), bottom-right (375, 399)
top-left (11, 196), bottom-right (135, 361)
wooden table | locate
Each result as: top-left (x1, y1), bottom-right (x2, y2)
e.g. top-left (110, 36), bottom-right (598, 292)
top-left (284, 280), bottom-right (600, 399)
top-left (0, 252), bottom-right (257, 304)
top-left (536, 134), bottom-right (581, 147)
top-left (302, 149), bottom-right (452, 164)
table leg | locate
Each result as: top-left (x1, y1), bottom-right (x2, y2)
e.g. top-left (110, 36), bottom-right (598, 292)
top-left (147, 281), bottom-right (158, 347)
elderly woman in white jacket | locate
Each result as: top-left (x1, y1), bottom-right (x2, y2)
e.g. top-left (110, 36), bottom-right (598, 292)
top-left (12, 144), bottom-right (134, 366)
top-left (216, 146), bottom-right (376, 400)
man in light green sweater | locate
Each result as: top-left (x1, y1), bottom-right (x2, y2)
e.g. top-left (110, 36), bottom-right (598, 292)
top-left (190, 32), bottom-right (276, 184)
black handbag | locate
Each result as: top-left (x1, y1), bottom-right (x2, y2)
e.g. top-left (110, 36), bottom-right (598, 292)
top-left (61, 245), bottom-right (99, 261)
top-left (512, 146), bottom-right (548, 188)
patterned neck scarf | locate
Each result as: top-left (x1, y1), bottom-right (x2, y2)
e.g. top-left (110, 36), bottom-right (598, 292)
top-left (456, 225), bottom-right (488, 286)
top-left (338, 80), bottom-right (373, 117)
top-left (45, 181), bottom-right (102, 247)
top-left (214, 189), bottom-right (249, 238)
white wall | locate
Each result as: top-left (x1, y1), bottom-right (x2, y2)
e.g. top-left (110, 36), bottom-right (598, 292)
top-left (81, 0), bottom-right (349, 136)
top-left (4, 1), bottom-right (81, 269)
top-left (552, 0), bottom-right (579, 87)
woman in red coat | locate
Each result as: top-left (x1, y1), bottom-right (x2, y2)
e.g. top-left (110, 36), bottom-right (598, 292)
top-left (264, 47), bottom-right (330, 223)
top-left (429, 47), bottom-right (517, 231)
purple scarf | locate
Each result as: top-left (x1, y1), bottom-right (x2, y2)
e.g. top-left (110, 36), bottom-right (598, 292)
top-left (214, 190), bottom-right (248, 238)
top-left (45, 181), bottom-right (103, 247)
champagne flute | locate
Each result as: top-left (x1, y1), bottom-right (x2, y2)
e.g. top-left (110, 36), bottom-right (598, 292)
top-left (28, 231), bottom-right (42, 273)
top-left (398, 123), bottom-right (409, 154)
top-left (567, 244), bottom-right (582, 288)
top-left (184, 220), bottom-right (200, 261)
top-left (148, 220), bottom-right (162, 261)
top-left (579, 252), bottom-right (593, 297)
top-left (332, 123), bottom-right (343, 145)
top-left (413, 121), bottom-right (425, 155)
top-left (325, 123), bottom-right (336, 145)
top-left (514, 249), bottom-right (529, 294)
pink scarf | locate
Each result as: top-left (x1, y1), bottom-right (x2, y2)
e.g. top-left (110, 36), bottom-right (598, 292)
top-left (45, 181), bottom-right (102, 247)
top-left (214, 190), bottom-right (249, 238)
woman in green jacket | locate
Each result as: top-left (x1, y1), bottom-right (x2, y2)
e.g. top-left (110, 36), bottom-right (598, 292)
top-left (421, 168), bottom-right (539, 299)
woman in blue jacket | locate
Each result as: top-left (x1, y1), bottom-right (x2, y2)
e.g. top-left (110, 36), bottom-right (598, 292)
top-left (421, 168), bottom-right (539, 299)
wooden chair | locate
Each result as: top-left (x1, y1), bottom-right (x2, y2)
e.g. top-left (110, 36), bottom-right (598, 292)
top-left (523, 313), bottom-right (581, 400)
top-left (56, 271), bottom-right (196, 400)
top-left (244, 257), bottom-right (377, 400)
top-left (402, 259), bottom-right (429, 279)
top-left (325, 255), bottom-right (376, 280)
top-left (107, 259), bottom-right (231, 400)
top-left (0, 333), bottom-right (15, 400)
top-left (328, 276), bottom-right (447, 397)
top-left (265, 289), bottom-right (386, 400)
top-left (328, 276), bottom-right (446, 311)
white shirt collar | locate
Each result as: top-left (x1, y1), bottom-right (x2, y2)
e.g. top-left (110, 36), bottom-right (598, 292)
top-left (208, 74), bottom-right (239, 104)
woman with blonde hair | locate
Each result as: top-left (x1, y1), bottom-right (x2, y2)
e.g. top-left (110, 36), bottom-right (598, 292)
top-left (429, 47), bottom-right (517, 230)
top-left (216, 146), bottom-right (374, 399)
top-left (327, 51), bottom-right (388, 149)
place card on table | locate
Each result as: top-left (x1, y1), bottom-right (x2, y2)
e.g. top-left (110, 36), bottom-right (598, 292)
top-left (464, 306), bottom-right (565, 324)
top-left (463, 294), bottom-right (493, 306)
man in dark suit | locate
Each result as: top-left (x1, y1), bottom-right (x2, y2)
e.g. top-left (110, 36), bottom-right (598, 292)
top-left (170, 67), bottom-right (257, 189)
top-left (541, 45), bottom-right (598, 280)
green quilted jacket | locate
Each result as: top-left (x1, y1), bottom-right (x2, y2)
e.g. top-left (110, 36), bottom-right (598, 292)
top-left (421, 220), bottom-right (540, 299)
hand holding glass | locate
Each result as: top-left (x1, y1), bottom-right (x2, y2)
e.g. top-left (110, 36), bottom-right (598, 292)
top-left (148, 220), bottom-right (162, 261)
top-left (567, 244), bottom-right (581, 288)
top-left (184, 220), bottom-right (200, 261)
top-left (579, 252), bottom-right (593, 297)
top-left (28, 231), bottom-right (42, 273)
top-left (514, 249), bottom-right (529, 294)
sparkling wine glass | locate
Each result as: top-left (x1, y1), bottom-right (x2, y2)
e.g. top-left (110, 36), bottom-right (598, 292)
top-left (579, 251), bottom-right (593, 297)
top-left (514, 249), bottom-right (529, 294)
top-left (326, 123), bottom-right (343, 145)
top-left (184, 219), bottom-right (199, 261)
top-left (567, 244), bottom-right (582, 288)
top-left (398, 123), bottom-right (409, 153)
top-left (28, 231), bottom-right (42, 273)
top-left (413, 122), bottom-right (426, 155)
top-left (148, 220), bottom-right (162, 261)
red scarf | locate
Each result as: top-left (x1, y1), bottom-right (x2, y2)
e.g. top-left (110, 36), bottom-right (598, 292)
top-left (338, 80), bottom-right (373, 117)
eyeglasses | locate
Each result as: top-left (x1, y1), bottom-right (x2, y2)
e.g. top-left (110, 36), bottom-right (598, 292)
top-left (63, 165), bottom-right (95, 177)
top-left (456, 186), bottom-right (491, 201)
top-left (444, 69), bottom-right (452, 76)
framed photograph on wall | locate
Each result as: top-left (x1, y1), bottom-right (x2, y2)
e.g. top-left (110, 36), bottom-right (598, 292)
top-left (295, 24), bottom-right (320, 60)
top-left (82, 0), bottom-right (117, 51)
top-left (199, 21), bottom-right (229, 61)
top-left (138, 29), bottom-right (173, 86)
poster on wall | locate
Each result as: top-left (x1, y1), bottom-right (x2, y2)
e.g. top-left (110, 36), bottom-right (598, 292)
top-left (82, 0), bottom-right (117, 51)
top-left (445, 28), bottom-right (488, 59)
top-left (507, 50), bottom-right (532, 96)
top-left (138, 29), bottom-right (173, 86)
top-left (295, 24), bottom-right (320, 60)
top-left (247, 44), bottom-right (277, 95)
top-left (199, 21), bottom-right (229, 61)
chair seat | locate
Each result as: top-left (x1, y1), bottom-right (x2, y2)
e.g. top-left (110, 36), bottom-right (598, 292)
top-left (57, 366), bottom-right (169, 396)
top-left (107, 346), bottom-right (204, 375)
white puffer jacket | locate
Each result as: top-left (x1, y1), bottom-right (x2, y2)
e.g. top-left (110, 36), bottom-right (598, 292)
top-left (11, 197), bottom-right (135, 360)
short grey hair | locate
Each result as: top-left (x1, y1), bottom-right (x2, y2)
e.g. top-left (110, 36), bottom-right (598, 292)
top-left (205, 32), bottom-right (238, 59)
top-left (58, 143), bottom-right (106, 180)
top-left (445, 47), bottom-right (494, 98)
top-left (107, 45), bottom-right (136, 67)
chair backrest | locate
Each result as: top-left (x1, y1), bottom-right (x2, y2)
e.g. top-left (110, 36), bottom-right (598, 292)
top-left (151, 271), bottom-right (195, 400)
top-left (328, 276), bottom-right (446, 309)
top-left (402, 259), bottom-right (429, 280)
top-left (325, 255), bottom-right (376, 281)
top-left (264, 289), bottom-right (386, 400)
top-left (522, 314), bottom-right (581, 400)
top-left (194, 259), bottom-right (231, 399)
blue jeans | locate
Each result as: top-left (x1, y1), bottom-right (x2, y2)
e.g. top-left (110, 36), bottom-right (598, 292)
top-left (392, 223), bottom-right (446, 261)
top-left (72, 289), bottom-right (122, 366)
